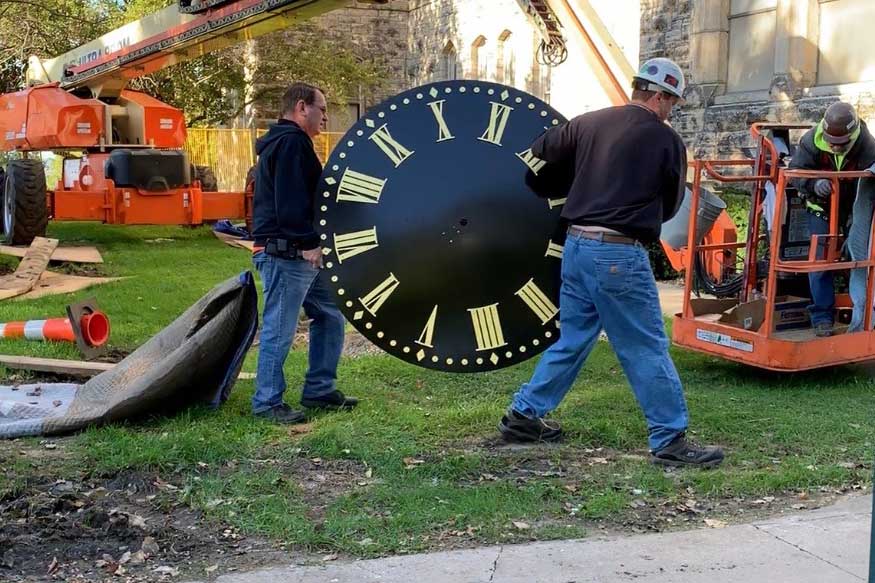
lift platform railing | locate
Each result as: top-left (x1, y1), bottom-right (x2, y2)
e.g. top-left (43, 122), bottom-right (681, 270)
top-left (681, 150), bottom-right (875, 336)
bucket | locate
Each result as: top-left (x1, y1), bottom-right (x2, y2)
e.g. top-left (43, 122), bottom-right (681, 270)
top-left (660, 185), bottom-right (727, 250)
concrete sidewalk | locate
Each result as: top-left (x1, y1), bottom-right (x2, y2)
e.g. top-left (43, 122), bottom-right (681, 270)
top-left (187, 494), bottom-right (872, 583)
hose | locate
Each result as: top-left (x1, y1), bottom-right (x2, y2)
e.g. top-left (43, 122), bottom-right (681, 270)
top-left (693, 250), bottom-right (744, 298)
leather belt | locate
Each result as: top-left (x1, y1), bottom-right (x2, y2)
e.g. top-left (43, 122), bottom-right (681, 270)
top-left (567, 225), bottom-right (638, 245)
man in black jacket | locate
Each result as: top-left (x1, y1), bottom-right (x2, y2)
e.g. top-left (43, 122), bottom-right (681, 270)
top-left (499, 58), bottom-right (723, 468)
top-left (251, 83), bottom-right (358, 424)
top-left (789, 102), bottom-right (875, 336)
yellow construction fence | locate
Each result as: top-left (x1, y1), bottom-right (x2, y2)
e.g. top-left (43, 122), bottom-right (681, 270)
top-left (184, 128), bottom-right (343, 191)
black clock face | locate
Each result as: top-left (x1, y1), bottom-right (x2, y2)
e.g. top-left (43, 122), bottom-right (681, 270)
top-left (317, 80), bottom-right (568, 372)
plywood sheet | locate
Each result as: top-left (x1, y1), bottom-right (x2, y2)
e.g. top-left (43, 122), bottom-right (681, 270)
top-left (17, 271), bottom-right (125, 300)
top-left (213, 230), bottom-right (255, 251)
top-left (0, 245), bottom-right (103, 263)
top-left (0, 237), bottom-right (58, 301)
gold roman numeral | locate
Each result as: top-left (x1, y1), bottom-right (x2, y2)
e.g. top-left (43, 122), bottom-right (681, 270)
top-left (428, 100), bottom-right (454, 142)
top-left (545, 241), bottom-right (564, 259)
top-left (358, 273), bottom-right (400, 317)
top-left (337, 168), bottom-right (387, 204)
top-left (515, 279), bottom-right (558, 325)
top-left (468, 303), bottom-right (507, 351)
top-left (547, 197), bottom-right (566, 209)
top-left (478, 102), bottom-right (514, 146)
top-left (333, 227), bottom-right (379, 263)
top-left (516, 148), bottom-right (546, 175)
top-left (415, 305), bottom-right (438, 348)
top-left (369, 124), bottom-right (414, 167)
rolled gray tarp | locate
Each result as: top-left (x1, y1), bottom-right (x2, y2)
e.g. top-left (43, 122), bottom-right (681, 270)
top-left (0, 272), bottom-right (258, 439)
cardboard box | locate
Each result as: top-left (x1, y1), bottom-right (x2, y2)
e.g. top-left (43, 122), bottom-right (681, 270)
top-left (772, 295), bottom-right (811, 331)
top-left (689, 296), bottom-right (811, 332)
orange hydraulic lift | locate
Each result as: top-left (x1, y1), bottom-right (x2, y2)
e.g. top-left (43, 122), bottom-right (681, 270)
top-left (0, 0), bottom-right (380, 244)
top-left (672, 124), bottom-right (875, 371)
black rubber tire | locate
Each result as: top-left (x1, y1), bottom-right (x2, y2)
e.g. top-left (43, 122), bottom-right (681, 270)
top-left (3, 159), bottom-right (48, 245)
top-left (194, 165), bottom-right (218, 192)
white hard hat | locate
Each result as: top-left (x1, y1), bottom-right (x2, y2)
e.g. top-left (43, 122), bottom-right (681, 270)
top-left (633, 58), bottom-right (686, 99)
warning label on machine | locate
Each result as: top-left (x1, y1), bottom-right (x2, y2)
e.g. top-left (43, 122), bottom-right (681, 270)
top-left (695, 329), bottom-right (754, 353)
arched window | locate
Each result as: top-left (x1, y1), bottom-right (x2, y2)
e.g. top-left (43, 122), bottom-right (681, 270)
top-left (438, 42), bottom-right (459, 81)
top-left (496, 30), bottom-right (515, 85)
top-left (470, 35), bottom-right (487, 79)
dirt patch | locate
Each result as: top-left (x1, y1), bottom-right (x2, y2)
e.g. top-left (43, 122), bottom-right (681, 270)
top-left (443, 438), bottom-right (864, 539)
top-left (52, 262), bottom-right (107, 278)
top-left (289, 323), bottom-right (383, 358)
top-left (0, 468), bottom-right (307, 582)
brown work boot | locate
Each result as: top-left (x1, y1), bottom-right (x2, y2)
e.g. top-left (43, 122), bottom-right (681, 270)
top-left (814, 322), bottom-right (833, 337)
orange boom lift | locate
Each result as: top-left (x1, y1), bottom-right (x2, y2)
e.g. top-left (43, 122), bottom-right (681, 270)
top-left (0, 0), bottom-right (386, 244)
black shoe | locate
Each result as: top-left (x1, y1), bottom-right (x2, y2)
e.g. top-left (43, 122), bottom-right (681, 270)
top-left (300, 390), bottom-right (358, 411)
top-left (255, 403), bottom-right (306, 424)
top-left (814, 322), bottom-right (834, 337)
top-left (498, 409), bottom-right (562, 443)
top-left (651, 433), bottom-right (724, 468)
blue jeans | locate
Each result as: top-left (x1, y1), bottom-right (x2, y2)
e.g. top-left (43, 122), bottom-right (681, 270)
top-left (806, 213), bottom-right (835, 326)
top-left (252, 252), bottom-right (345, 414)
top-left (848, 178), bottom-right (875, 332)
top-left (510, 235), bottom-right (689, 452)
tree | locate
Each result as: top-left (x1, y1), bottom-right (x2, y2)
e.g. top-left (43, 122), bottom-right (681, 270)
top-left (0, 0), bottom-right (119, 93)
top-left (0, 0), bottom-right (389, 126)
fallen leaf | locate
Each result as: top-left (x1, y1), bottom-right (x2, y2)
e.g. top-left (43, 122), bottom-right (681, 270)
top-left (118, 551), bottom-right (131, 565)
top-left (44, 443), bottom-right (57, 450)
top-left (141, 536), bottom-right (159, 557)
top-left (791, 503), bottom-right (807, 510)
top-left (512, 521), bottom-right (530, 530)
top-left (357, 537), bottom-right (373, 546)
top-left (128, 514), bottom-right (147, 529)
top-left (704, 518), bottom-right (727, 528)
top-left (365, 468), bottom-right (373, 478)
top-left (403, 457), bottom-right (425, 468)
top-left (322, 554), bottom-right (338, 562)
top-left (47, 557), bottom-right (59, 575)
top-left (205, 564), bottom-right (219, 574)
top-left (288, 423), bottom-right (313, 435)
top-left (153, 565), bottom-right (179, 576)
top-left (129, 551), bottom-right (147, 565)
top-left (591, 457), bottom-right (609, 464)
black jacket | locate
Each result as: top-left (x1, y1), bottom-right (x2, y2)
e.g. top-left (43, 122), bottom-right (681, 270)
top-left (789, 120), bottom-right (875, 219)
top-left (529, 104), bottom-right (686, 243)
top-left (252, 120), bottom-right (322, 250)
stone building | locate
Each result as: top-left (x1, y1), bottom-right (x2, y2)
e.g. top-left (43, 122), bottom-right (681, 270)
top-left (246, 0), bottom-right (875, 161)
top-left (645, 0), bottom-right (875, 158)
top-left (245, 0), bottom-right (639, 130)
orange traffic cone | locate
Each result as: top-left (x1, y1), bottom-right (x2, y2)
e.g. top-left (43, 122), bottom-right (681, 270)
top-left (0, 299), bottom-right (109, 357)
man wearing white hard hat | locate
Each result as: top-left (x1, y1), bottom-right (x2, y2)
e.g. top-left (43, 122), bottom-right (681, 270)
top-left (499, 58), bottom-right (724, 469)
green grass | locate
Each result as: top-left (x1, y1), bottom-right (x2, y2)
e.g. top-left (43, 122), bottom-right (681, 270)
top-left (1, 222), bottom-right (873, 557)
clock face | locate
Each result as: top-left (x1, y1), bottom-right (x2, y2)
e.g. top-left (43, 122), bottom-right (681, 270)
top-left (317, 80), bottom-right (568, 372)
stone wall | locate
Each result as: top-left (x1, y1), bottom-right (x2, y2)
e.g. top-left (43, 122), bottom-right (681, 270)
top-left (641, 0), bottom-right (875, 161)
top-left (247, 0), bottom-right (410, 127)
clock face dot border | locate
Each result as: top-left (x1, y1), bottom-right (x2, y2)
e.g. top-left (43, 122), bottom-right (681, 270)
top-left (317, 81), bottom-right (565, 372)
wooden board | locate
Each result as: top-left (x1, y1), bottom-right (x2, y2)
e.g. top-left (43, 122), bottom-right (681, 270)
top-left (0, 355), bottom-right (114, 377)
top-left (0, 237), bottom-right (58, 301)
top-left (0, 245), bottom-right (103, 264)
top-left (0, 355), bottom-right (259, 380)
top-left (17, 271), bottom-right (126, 300)
top-left (213, 230), bottom-right (255, 251)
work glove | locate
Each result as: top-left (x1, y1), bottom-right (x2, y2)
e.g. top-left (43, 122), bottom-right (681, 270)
top-left (814, 179), bottom-right (833, 198)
